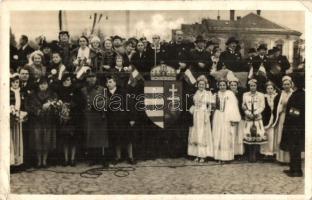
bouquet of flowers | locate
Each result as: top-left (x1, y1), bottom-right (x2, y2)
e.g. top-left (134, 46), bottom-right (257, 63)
top-left (59, 102), bottom-right (71, 124)
top-left (42, 99), bottom-right (64, 116)
top-left (10, 106), bottom-right (28, 123)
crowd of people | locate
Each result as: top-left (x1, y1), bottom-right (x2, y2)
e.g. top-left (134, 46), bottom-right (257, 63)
top-left (9, 30), bottom-right (305, 177)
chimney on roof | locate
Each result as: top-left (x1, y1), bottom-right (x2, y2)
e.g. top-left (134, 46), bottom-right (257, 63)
top-left (257, 10), bottom-right (261, 16)
top-left (237, 16), bottom-right (241, 20)
top-left (230, 10), bottom-right (235, 21)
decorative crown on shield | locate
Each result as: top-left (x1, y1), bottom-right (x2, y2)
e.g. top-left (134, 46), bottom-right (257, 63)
top-left (150, 64), bottom-right (177, 81)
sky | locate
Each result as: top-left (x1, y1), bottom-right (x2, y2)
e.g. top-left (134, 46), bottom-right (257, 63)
top-left (10, 10), bottom-right (305, 42)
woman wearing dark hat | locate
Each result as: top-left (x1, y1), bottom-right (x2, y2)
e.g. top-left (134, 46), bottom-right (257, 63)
top-left (280, 73), bottom-right (305, 177)
top-left (57, 31), bottom-right (76, 69)
top-left (10, 73), bottom-right (28, 170)
top-left (219, 37), bottom-right (243, 72)
top-left (40, 40), bottom-right (53, 67)
top-left (25, 76), bottom-right (58, 168)
top-left (81, 71), bottom-right (109, 167)
top-left (56, 73), bottom-right (81, 166)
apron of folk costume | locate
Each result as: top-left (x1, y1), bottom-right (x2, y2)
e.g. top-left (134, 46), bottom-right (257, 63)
top-left (10, 88), bottom-right (23, 166)
top-left (188, 90), bottom-right (214, 158)
top-left (213, 90), bottom-right (241, 161)
top-left (274, 90), bottom-right (293, 163)
top-left (243, 92), bottom-right (265, 140)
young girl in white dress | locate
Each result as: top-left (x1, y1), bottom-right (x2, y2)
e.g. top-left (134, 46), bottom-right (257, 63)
top-left (188, 75), bottom-right (214, 163)
top-left (212, 79), bottom-right (241, 163)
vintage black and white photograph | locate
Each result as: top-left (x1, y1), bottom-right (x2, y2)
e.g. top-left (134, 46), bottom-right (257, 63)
top-left (4, 5), bottom-right (307, 196)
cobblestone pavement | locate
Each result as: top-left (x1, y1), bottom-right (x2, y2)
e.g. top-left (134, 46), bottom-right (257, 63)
top-left (10, 159), bottom-right (304, 194)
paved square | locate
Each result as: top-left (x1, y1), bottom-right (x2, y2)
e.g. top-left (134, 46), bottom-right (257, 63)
top-left (10, 159), bottom-right (304, 194)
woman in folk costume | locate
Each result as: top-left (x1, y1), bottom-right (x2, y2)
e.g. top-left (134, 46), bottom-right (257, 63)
top-left (25, 77), bottom-right (58, 168)
top-left (10, 74), bottom-right (27, 168)
top-left (228, 75), bottom-right (245, 158)
top-left (272, 75), bottom-right (294, 164)
top-left (71, 36), bottom-right (92, 79)
top-left (212, 79), bottom-right (241, 163)
top-left (242, 79), bottom-right (266, 162)
top-left (260, 81), bottom-right (279, 160)
top-left (188, 75), bottom-right (214, 162)
top-left (242, 79), bottom-right (266, 137)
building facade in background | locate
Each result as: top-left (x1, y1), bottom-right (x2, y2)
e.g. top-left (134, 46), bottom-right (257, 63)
top-left (175, 11), bottom-right (304, 65)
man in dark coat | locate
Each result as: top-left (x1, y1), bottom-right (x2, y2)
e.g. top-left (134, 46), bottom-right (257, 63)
top-left (220, 37), bottom-right (244, 72)
top-left (145, 34), bottom-right (168, 71)
top-left (166, 30), bottom-right (193, 72)
top-left (81, 71), bottom-right (109, 166)
top-left (270, 47), bottom-right (291, 75)
top-left (56, 31), bottom-right (76, 71)
top-left (106, 75), bottom-right (137, 165)
top-left (17, 35), bottom-right (34, 68)
top-left (131, 41), bottom-right (150, 80)
top-left (189, 35), bottom-right (211, 79)
top-left (280, 73), bottom-right (305, 177)
top-left (18, 67), bottom-right (35, 168)
top-left (253, 44), bottom-right (270, 72)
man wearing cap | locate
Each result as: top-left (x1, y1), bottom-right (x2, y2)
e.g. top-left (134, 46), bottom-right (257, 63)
top-left (220, 37), bottom-right (243, 72)
top-left (56, 31), bottom-right (76, 71)
top-left (271, 46), bottom-right (290, 75)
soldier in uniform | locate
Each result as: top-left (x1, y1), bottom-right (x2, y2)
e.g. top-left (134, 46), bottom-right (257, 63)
top-left (220, 37), bottom-right (244, 72)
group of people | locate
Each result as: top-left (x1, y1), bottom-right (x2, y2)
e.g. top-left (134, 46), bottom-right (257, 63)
top-left (9, 30), bottom-right (305, 177)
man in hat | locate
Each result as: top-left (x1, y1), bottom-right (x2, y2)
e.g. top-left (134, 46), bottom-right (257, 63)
top-left (254, 44), bottom-right (270, 72)
top-left (56, 31), bottom-right (76, 71)
top-left (189, 35), bottom-right (211, 79)
top-left (220, 37), bottom-right (243, 72)
top-left (270, 46), bottom-right (291, 75)
top-left (244, 48), bottom-right (257, 80)
top-left (206, 40), bottom-right (216, 58)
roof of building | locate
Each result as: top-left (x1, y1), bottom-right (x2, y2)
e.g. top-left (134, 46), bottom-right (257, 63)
top-left (182, 12), bottom-right (301, 36)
